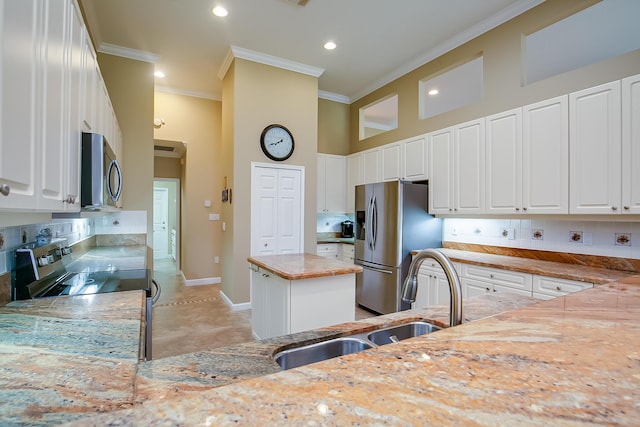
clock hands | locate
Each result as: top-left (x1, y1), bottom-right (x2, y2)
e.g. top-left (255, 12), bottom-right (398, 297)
top-left (270, 138), bottom-right (283, 146)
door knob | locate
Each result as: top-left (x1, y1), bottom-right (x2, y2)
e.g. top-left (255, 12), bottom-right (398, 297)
top-left (0, 184), bottom-right (9, 196)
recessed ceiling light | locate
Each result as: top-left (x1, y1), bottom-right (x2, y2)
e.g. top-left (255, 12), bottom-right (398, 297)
top-left (154, 71), bottom-right (165, 78)
top-left (212, 6), bottom-right (228, 17)
top-left (324, 41), bottom-right (337, 50)
top-left (428, 89), bottom-right (439, 96)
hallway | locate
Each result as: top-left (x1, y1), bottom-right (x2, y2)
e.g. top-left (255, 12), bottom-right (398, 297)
top-left (152, 258), bottom-right (254, 359)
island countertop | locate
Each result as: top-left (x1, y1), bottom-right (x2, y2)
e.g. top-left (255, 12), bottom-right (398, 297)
top-left (71, 275), bottom-right (640, 426)
top-left (248, 253), bottom-right (362, 280)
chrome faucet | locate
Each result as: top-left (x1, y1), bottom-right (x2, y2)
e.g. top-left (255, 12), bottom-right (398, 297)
top-left (402, 249), bottom-right (463, 327)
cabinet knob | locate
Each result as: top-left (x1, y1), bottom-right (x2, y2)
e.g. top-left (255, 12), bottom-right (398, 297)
top-left (0, 184), bottom-right (10, 196)
top-left (515, 208), bottom-right (520, 212)
top-left (522, 207), bottom-right (527, 211)
top-left (448, 208), bottom-right (452, 212)
top-left (64, 195), bottom-right (76, 204)
top-left (556, 286), bottom-right (561, 291)
top-left (485, 287), bottom-right (490, 292)
top-left (611, 206), bottom-right (618, 211)
top-left (489, 274), bottom-right (494, 278)
top-left (624, 206), bottom-right (630, 211)
top-left (264, 243), bottom-right (268, 247)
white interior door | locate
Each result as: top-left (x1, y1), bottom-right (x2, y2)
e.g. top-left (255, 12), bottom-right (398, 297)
top-left (153, 187), bottom-right (169, 258)
top-left (251, 163), bottom-right (303, 256)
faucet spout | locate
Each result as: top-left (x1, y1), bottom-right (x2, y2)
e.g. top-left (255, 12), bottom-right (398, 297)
top-left (402, 249), bottom-right (463, 327)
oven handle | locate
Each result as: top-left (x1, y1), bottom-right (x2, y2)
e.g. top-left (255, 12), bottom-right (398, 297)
top-left (151, 279), bottom-right (161, 305)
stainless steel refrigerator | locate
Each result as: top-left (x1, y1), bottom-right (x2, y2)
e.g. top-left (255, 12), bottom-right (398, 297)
top-left (355, 181), bottom-right (442, 314)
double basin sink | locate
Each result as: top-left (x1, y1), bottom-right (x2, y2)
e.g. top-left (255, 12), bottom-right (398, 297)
top-left (274, 321), bottom-right (441, 370)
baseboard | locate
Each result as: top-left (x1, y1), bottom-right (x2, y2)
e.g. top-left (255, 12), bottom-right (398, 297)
top-left (182, 272), bottom-right (222, 286)
top-left (219, 290), bottom-right (251, 312)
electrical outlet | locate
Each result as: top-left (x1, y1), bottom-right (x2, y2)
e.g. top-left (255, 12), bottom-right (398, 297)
top-left (570, 231), bottom-right (583, 243)
top-left (214, 256), bottom-right (220, 263)
top-left (501, 228), bottom-right (515, 240)
top-left (615, 233), bottom-right (631, 246)
top-left (532, 229), bottom-right (544, 240)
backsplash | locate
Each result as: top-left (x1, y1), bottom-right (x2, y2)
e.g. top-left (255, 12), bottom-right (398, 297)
top-left (443, 218), bottom-right (640, 259)
top-left (0, 211), bottom-right (147, 275)
top-left (316, 212), bottom-right (354, 233)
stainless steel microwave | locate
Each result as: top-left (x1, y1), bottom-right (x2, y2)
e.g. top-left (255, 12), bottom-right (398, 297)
top-left (81, 132), bottom-right (122, 210)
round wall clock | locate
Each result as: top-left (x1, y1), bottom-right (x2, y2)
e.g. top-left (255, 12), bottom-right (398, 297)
top-left (260, 124), bottom-right (294, 161)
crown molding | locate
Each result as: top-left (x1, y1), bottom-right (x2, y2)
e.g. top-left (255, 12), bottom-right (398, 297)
top-left (155, 85), bottom-right (221, 101)
top-left (350, 0), bottom-right (545, 101)
top-left (318, 90), bottom-right (350, 104)
top-left (218, 45), bottom-right (325, 80)
top-left (97, 43), bottom-right (160, 63)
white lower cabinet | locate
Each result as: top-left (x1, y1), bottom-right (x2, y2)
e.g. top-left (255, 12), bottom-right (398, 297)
top-left (341, 244), bottom-right (354, 264)
top-left (532, 275), bottom-right (593, 300)
top-left (316, 243), bottom-right (339, 259)
top-left (250, 265), bottom-right (356, 340)
top-left (460, 264), bottom-right (533, 298)
top-left (413, 260), bottom-right (461, 310)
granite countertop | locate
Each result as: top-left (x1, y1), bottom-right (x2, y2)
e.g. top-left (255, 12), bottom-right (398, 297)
top-left (412, 248), bottom-right (634, 284)
top-left (0, 291), bottom-right (146, 426)
top-left (316, 232), bottom-right (355, 245)
top-left (70, 275), bottom-right (640, 426)
top-left (0, 287), bottom-right (536, 425)
top-left (248, 253), bottom-right (362, 280)
top-left (65, 245), bottom-right (147, 272)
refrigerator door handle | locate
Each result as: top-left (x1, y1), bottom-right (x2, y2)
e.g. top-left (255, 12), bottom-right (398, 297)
top-left (367, 196), bottom-right (374, 250)
top-left (371, 195), bottom-right (378, 249)
top-left (362, 264), bottom-right (393, 275)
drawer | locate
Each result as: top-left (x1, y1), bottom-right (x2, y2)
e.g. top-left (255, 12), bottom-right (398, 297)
top-left (341, 244), bottom-right (354, 254)
top-left (416, 259), bottom-right (461, 276)
top-left (316, 243), bottom-right (339, 258)
top-left (460, 264), bottom-right (532, 292)
top-left (533, 275), bottom-right (593, 297)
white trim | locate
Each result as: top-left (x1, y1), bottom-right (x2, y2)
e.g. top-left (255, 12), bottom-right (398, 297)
top-left (318, 90), bottom-right (350, 104)
top-left (220, 290), bottom-right (252, 312)
top-left (182, 273), bottom-right (222, 286)
top-left (350, 0), bottom-right (545, 102)
top-left (218, 45), bottom-right (325, 80)
top-left (155, 85), bottom-right (221, 101)
top-left (97, 43), bottom-right (159, 63)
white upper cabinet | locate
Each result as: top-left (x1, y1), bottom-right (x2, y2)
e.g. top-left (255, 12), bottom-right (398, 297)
top-left (0, 0), bottom-right (120, 212)
top-left (346, 153), bottom-right (363, 213)
top-left (522, 96), bottom-right (569, 214)
top-left (402, 135), bottom-right (428, 181)
top-left (428, 127), bottom-right (455, 214)
top-left (622, 74), bottom-right (640, 214)
top-left (0, 0), bottom-right (39, 209)
top-left (454, 118), bottom-right (485, 214)
top-left (380, 142), bottom-right (401, 181)
top-left (317, 154), bottom-right (347, 213)
top-left (486, 108), bottom-right (521, 214)
top-left (569, 81), bottom-right (621, 214)
top-left (486, 97), bottom-right (569, 215)
top-left (362, 148), bottom-right (381, 184)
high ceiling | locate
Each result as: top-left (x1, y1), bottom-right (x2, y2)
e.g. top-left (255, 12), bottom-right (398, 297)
top-left (80, 0), bottom-right (543, 102)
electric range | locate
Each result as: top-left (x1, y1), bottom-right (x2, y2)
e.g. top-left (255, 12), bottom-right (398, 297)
top-left (12, 242), bottom-right (158, 360)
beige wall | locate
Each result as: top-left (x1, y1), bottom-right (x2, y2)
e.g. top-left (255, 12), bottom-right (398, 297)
top-left (154, 92), bottom-right (223, 280)
top-left (154, 156), bottom-right (182, 179)
top-left (318, 98), bottom-right (349, 155)
top-left (221, 58), bottom-right (318, 304)
top-left (350, 0), bottom-right (640, 152)
top-left (97, 53), bottom-right (154, 257)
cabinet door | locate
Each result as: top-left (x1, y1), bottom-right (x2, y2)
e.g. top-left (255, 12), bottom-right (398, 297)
top-left (413, 268), bottom-right (433, 309)
top-left (622, 74), bottom-right (640, 214)
top-left (532, 275), bottom-right (592, 298)
top-left (486, 109), bottom-right (521, 214)
top-left (380, 143), bottom-right (401, 181)
top-left (523, 95), bottom-right (569, 214)
top-left (569, 81), bottom-right (621, 214)
top-left (455, 119), bottom-right (485, 213)
top-left (81, 34), bottom-right (97, 131)
top-left (317, 154), bottom-right (327, 212)
top-left (428, 127), bottom-right (454, 214)
top-left (403, 136), bottom-right (428, 181)
top-left (0, 0), bottom-right (39, 209)
top-left (363, 149), bottom-right (380, 184)
top-left (461, 277), bottom-right (492, 298)
top-left (346, 153), bottom-right (363, 213)
top-left (39, 0), bottom-right (68, 211)
top-left (324, 155), bottom-right (347, 212)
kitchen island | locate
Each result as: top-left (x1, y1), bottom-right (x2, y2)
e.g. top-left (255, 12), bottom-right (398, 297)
top-left (248, 253), bottom-right (362, 339)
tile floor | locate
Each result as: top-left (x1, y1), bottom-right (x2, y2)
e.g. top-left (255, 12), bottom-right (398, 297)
top-left (151, 258), bottom-right (377, 359)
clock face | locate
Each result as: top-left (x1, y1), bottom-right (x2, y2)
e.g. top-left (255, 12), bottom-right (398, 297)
top-left (260, 124), bottom-right (294, 161)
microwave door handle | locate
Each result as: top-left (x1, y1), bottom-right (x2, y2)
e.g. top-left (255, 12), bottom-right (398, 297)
top-left (107, 160), bottom-right (123, 201)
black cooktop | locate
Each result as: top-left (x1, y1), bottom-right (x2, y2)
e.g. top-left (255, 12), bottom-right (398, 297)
top-left (38, 269), bottom-right (151, 298)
